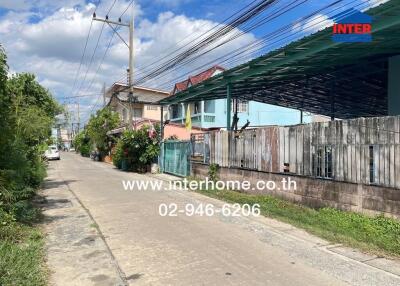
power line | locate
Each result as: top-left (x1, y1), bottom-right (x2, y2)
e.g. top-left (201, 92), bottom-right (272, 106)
top-left (86, 0), bottom-right (135, 116)
top-left (144, 0), bottom-right (311, 89)
top-left (147, 0), bottom-right (373, 91)
top-left (73, 0), bottom-right (118, 98)
top-left (132, 0), bottom-right (280, 86)
top-left (70, 19), bottom-right (94, 99)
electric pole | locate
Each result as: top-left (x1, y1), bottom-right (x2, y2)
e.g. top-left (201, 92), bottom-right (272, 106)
top-left (77, 100), bottom-right (80, 133)
top-left (93, 7), bottom-right (135, 130)
top-left (102, 82), bottom-right (106, 107)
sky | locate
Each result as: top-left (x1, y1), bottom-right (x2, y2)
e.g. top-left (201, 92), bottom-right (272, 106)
top-left (0, 0), bottom-right (386, 124)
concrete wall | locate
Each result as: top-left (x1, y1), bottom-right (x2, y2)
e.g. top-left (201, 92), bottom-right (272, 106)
top-left (192, 162), bottom-right (400, 219)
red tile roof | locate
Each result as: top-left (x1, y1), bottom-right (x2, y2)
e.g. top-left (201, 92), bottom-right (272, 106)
top-left (172, 65), bottom-right (225, 95)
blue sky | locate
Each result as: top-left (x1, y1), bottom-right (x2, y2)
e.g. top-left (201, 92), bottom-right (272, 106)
top-left (0, 0), bottom-right (385, 124)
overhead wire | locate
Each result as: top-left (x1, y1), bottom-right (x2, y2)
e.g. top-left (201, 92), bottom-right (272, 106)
top-left (86, 0), bottom-right (135, 116)
top-left (73, 0), bottom-right (118, 99)
top-left (132, 0), bottom-right (280, 86)
top-left (142, 0), bottom-right (311, 89)
top-left (148, 0), bottom-right (373, 91)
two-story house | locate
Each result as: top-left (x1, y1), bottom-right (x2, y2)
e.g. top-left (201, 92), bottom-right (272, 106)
top-left (168, 66), bottom-right (309, 128)
top-left (106, 82), bottom-right (169, 128)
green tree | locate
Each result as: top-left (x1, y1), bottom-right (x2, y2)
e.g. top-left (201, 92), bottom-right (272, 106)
top-left (6, 73), bottom-right (62, 118)
top-left (86, 107), bottom-right (120, 155)
top-left (0, 46), bottom-right (61, 218)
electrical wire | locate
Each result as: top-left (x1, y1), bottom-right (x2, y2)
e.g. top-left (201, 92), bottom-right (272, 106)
top-left (132, 0), bottom-right (280, 86)
top-left (148, 0), bottom-right (374, 91)
top-left (73, 0), bottom-right (117, 99)
top-left (86, 0), bottom-right (135, 116)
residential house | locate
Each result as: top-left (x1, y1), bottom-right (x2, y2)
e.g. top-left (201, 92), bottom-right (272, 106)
top-left (168, 66), bottom-right (309, 128)
top-left (106, 82), bottom-right (169, 128)
top-left (106, 82), bottom-right (204, 140)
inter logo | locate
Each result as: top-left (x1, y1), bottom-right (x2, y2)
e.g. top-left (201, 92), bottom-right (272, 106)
top-left (332, 9), bottom-right (372, 43)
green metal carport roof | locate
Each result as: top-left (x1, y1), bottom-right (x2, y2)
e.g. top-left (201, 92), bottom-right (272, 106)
top-left (159, 0), bottom-right (400, 119)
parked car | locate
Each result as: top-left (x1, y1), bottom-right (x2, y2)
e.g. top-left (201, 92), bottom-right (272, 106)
top-left (45, 145), bottom-right (60, 160)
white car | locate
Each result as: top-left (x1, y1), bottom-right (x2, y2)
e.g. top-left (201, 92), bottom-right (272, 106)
top-left (45, 145), bottom-right (60, 160)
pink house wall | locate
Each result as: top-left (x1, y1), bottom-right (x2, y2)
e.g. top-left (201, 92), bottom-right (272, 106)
top-left (163, 124), bottom-right (204, 140)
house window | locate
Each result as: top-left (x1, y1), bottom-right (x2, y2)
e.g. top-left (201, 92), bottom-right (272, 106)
top-left (171, 104), bottom-right (181, 119)
top-left (316, 147), bottom-right (323, 177)
top-left (194, 102), bottom-right (201, 114)
top-left (325, 146), bottom-right (333, 178)
top-left (232, 99), bottom-right (248, 113)
top-left (204, 100), bottom-right (215, 113)
top-left (313, 146), bottom-right (333, 178)
top-left (369, 145), bottom-right (375, 183)
top-left (146, 105), bottom-right (158, 111)
top-left (133, 108), bottom-right (142, 118)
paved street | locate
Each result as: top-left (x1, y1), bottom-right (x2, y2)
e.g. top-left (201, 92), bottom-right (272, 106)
top-left (42, 152), bottom-right (400, 286)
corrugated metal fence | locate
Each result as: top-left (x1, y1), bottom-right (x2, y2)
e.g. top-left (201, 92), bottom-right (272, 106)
top-left (161, 140), bottom-right (191, 177)
top-left (194, 116), bottom-right (400, 189)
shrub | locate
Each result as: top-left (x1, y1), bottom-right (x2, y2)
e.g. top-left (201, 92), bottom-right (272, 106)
top-left (114, 125), bottom-right (160, 172)
top-left (208, 163), bottom-right (219, 182)
top-left (112, 140), bottom-right (124, 169)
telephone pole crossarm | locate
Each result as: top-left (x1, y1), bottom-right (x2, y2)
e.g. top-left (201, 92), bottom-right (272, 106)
top-left (92, 12), bottom-right (135, 130)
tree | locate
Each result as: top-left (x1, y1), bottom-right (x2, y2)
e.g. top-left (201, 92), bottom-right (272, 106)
top-left (0, 46), bottom-right (61, 223)
top-left (7, 73), bottom-right (62, 118)
top-left (86, 107), bottom-right (120, 155)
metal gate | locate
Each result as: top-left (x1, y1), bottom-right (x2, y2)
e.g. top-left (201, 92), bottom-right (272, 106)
top-left (161, 140), bottom-right (191, 177)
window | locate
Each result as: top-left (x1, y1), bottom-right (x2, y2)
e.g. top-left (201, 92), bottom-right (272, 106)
top-left (204, 100), bottom-right (215, 113)
top-left (171, 104), bottom-right (181, 119)
top-left (194, 102), bottom-right (202, 114)
top-left (232, 99), bottom-right (248, 113)
top-left (146, 105), bottom-right (158, 111)
top-left (316, 147), bottom-right (323, 177)
top-left (133, 108), bottom-right (143, 118)
top-left (369, 145), bottom-right (375, 183)
top-left (325, 146), bottom-right (333, 178)
top-left (313, 145), bottom-right (333, 178)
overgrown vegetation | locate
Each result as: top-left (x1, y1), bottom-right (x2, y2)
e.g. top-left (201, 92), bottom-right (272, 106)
top-left (73, 107), bottom-right (120, 158)
top-left (113, 125), bottom-right (160, 172)
top-left (196, 188), bottom-right (400, 257)
top-left (0, 45), bottom-right (60, 285)
top-left (208, 163), bottom-right (219, 182)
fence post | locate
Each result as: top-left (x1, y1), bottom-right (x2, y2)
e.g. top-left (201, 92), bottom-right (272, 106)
top-left (226, 83), bottom-right (232, 131)
top-left (227, 84), bottom-right (232, 167)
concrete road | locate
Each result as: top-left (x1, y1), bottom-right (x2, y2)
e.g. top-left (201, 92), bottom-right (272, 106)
top-left (43, 152), bottom-right (400, 286)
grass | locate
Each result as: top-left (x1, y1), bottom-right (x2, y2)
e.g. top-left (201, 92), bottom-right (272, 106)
top-left (195, 188), bottom-right (400, 257)
top-left (0, 206), bottom-right (46, 286)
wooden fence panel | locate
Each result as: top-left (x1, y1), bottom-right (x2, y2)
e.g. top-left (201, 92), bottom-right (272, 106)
top-left (203, 116), bottom-right (400, 189)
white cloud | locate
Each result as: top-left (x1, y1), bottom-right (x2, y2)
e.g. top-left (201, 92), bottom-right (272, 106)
top-left (292, 14), bottom-right (333, 34)
top-left (0, 0), bottom-right (256, 122)
top-left (0, 0), bottom-right (32, 11)
top-left (154, 0), bottom-right (194, 7)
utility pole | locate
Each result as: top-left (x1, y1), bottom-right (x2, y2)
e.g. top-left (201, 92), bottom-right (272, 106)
top-left (77, 100), bottom-right (80, 133)
top-left (93, 7), bottom-right (134, 129)
top-left (102, 82), bottom-right (106, 107)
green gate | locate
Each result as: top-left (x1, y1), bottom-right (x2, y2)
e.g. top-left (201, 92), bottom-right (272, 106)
top-left (161, 140), bottom-right (191, 177)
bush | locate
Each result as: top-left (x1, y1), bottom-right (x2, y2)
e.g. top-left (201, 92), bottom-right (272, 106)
top-left (114, 125), bottom-right (160, 172)
top-left (112, 140), bottom-right (124, 169)
top-left (80, 144), bottom-right (91, 157)
top-left (0, 43), bottom-right (49, 286)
